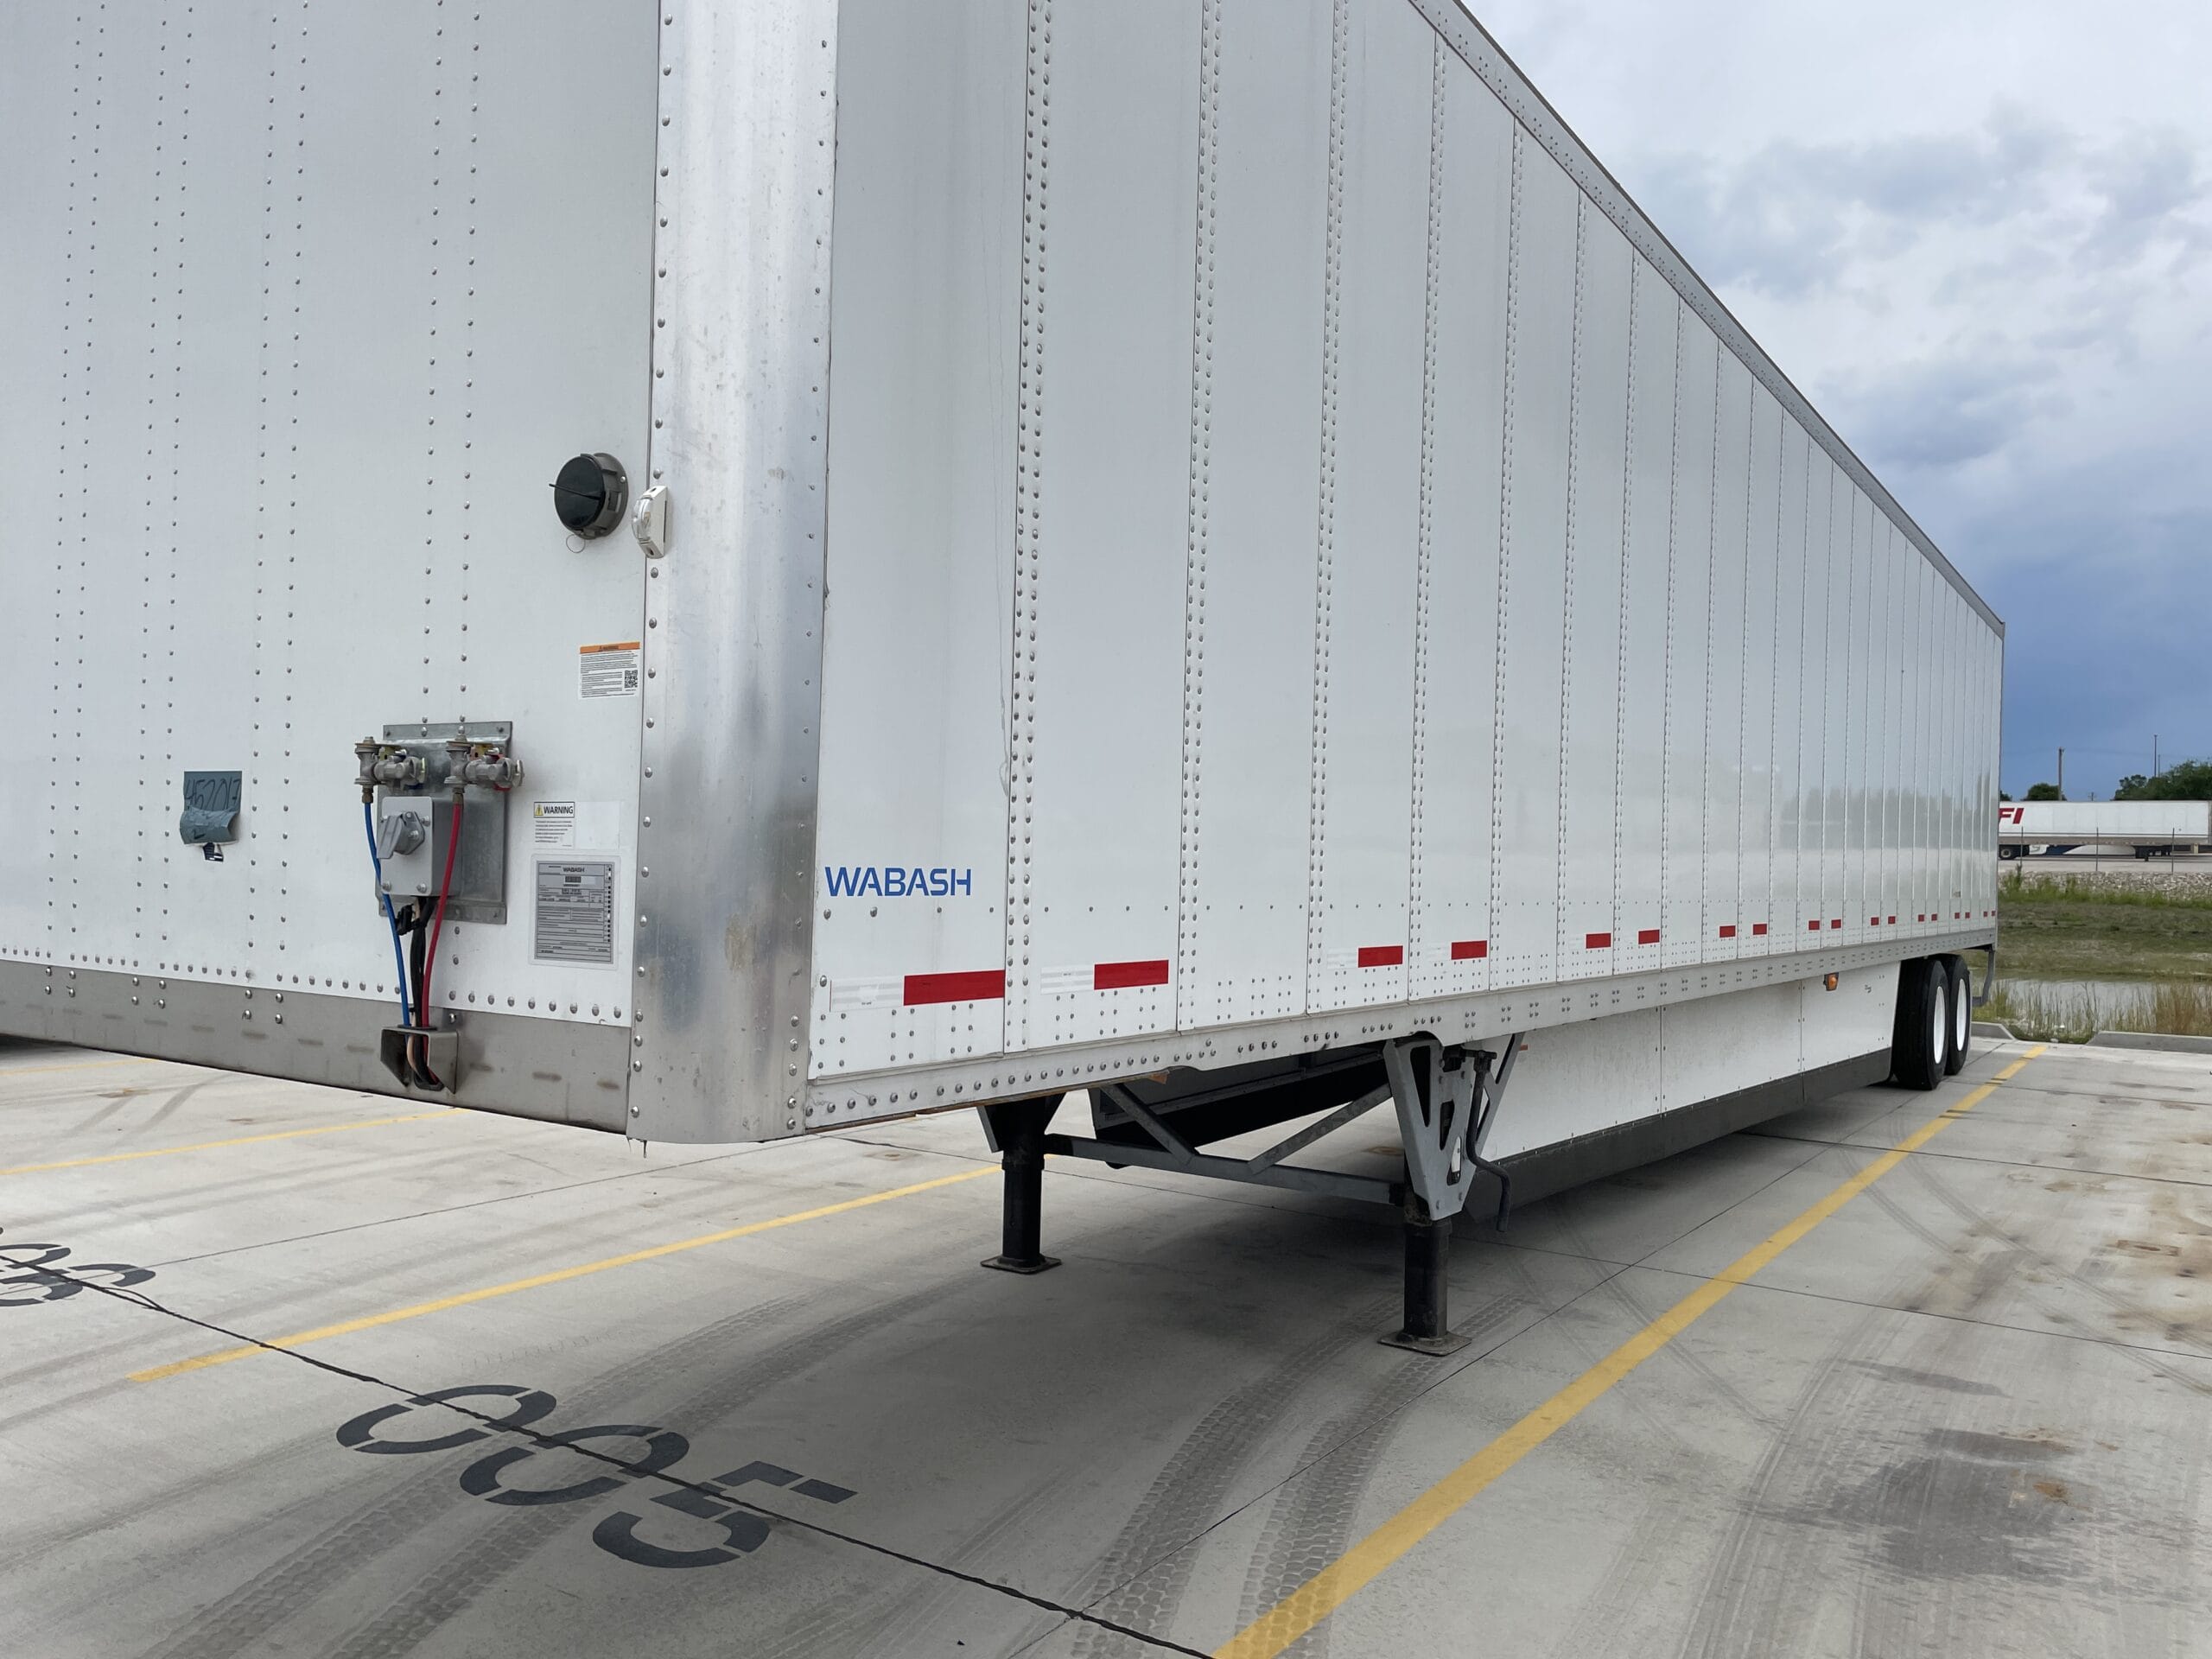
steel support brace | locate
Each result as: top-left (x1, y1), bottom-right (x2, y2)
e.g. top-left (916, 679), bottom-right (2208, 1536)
top-left (1379, 1033), bottom-right (1525, 1356)
top-left (980, 1096), bottom-right (1064, 1274)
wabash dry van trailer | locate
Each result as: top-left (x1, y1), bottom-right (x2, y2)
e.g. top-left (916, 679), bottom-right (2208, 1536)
top-left (0, 0), bottom-right (1999, 1350)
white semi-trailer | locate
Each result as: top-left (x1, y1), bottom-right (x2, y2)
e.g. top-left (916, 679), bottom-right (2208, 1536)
top-left (1997, 800), bottom-right (2209, 859)
top-left (0, 0), bottom-right (2000, 1350)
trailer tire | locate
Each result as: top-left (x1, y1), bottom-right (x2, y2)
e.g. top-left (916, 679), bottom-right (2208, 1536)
top-left (1943, 956), bottom-right (1970, 1075)
top-left (1891, 959), bottom-right (1946, 1091)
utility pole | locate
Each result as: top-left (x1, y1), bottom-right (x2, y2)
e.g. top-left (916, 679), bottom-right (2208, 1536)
top-left (2057, 747), bottom-right (2065, 799)
top-left (2154, 734), bottom-right (2160, 777)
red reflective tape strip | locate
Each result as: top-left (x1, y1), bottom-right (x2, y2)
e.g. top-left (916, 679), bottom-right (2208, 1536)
top-left (1357, 945), bottom-right (1403, 969)
top-left (1586, 932), bottom-right (1612, 950)
top-left (1637, 928), bottom-right (1660, 945)
top-left (1888, 916), bottom-right (1897, 925)
top-left (1450, 939), bottom-right (1488, 960)
top-left (1830, 919), bottom-right (1842, 929)
top-left (1093, 958), bottom-right (1170, 991)
top-left (1808, 920), bottom-right (1821, 932)
top-left (1751, 923), bottom-right (1768, 937)
top-left (1718, 925), bottom-right (1737, 939)
top-left (1870, 917), bottom-right (1881, 926)
top-left (903, 969), bottom-right (1005, 1006)
top-left (1917, 914), bottom-right (1926, 923)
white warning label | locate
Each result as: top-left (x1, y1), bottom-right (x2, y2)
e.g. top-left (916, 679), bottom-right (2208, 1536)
top-left (532, 801), bottom-right (577, 847)
top-left (579, 641), bottom-right (641, 699)
top-left (533, 858), bottom-right (617, 965)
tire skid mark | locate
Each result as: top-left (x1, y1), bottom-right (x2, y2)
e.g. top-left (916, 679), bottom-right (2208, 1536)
top-left (1863, 1162), bottom-right (2212, 1381)
top-left (1674, 1302), bottom-right (1914, 1659)
top-left (1066, 1300), bottom-right (1401, 1656)
top-left (1228, 1349), bottom-right (1441, 1658)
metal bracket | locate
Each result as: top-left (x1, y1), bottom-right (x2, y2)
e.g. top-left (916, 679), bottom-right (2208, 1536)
top-left (1039, 1082), bottom-right (1402, 1209)
top-left (632, 482), bottom-right (669, 558)
top-left (378, 1025), bottom-right (461, 1094)
top-left (1970, 943), bottom-right (1999, 1009)
top-left (1382, 1033), bottom-right (1524, 1228)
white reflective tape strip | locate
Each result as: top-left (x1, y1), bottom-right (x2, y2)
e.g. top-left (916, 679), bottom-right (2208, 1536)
top-left (828, 976), bottom-right (902, 1012)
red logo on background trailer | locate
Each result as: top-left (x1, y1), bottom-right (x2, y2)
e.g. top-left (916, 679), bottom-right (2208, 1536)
top-left (1998, 805), bottom-right (2024, 825)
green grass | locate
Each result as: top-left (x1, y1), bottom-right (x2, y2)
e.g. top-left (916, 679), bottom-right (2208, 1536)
top-left (1981, 979), bottom-right (2212, 1044)
top-left (1994, 874), bottom-right (2212, 984)
top-left (1999, 870), bottom-right (2212, 911)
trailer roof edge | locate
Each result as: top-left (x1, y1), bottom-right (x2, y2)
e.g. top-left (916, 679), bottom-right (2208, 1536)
top-left (1416, 0), bottom-right (2003, 638)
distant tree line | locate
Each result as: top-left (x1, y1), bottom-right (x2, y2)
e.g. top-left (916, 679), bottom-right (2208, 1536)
top-left (2113, 760), bottom-right (2212, 801)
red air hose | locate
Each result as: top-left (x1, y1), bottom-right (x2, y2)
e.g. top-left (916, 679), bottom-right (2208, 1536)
top-left (420, 792), bottom-right (465, 1041)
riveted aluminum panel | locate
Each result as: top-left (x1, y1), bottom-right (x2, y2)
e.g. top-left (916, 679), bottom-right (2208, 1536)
top-left (1916, 553), bottom-right (1940, 932)
top-left (1404, 1), bottom-right (1999, 639)
top-left (1738, 383), bottom-right (1783, 957)
top-left (1, 3), bottom-right (657, 1124)
top-left (1704, 346), bottom-right (1752, 962)
top-left (1555, 201), bottom-right (1633, 982)
top-left (630, 0), bottom-right (835, 1141)
top-left (1662, 981), bottom-right (1802, 1112)
top-left (1410, 49), bottom-right (1513, 1004)
top-left (1480, 1009), bottom-right (1662, 1160)
top-left (809, 0), bottom-right (1021, 1080)
top-left (278, 2), bottom-right (655, 1023)
top-left (60, 17), bottom-right (163, 981)
top-left (1799, 452), bottom-right (1835, 939)
top-left (1803, 962), bottom-right (1901, 1071)
top-left (1986, 631), bottom-right (2002, 912)
top-left (1177, 0), bottom-right (1332, 1033)
top-left (1875, 519), bottom-right (1904, 935)
top-left (1611, 257), bottom-right (1676, 980)
top-left (1821, 460), bottom-right (1853, 941)
top-left (1011, 1), bottom-right (1198, 1049)
top-left (1661, 314), bottom-right (1717, 969)
top-left (1489, 132), bottom-right (1579, 989)
top-left (1306, 0), bottom-right (1432, 1014)
top-left (1770, 420), bottom-right (1809, 946)
top-left (0, 8), bottom-right (80, 969)
top-left (1846, 482), bottom-right (1879, 945)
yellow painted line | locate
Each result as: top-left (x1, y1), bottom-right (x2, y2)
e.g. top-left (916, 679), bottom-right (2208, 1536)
top-left (133, 1164), bottom-right (997, 1382)
top-left (0, 1056), bottom-right (161, 1080)
top-left (1217, 1046), bottom-right (2049, 1659)
top-left (0, 1109), bottom-right (464, 1179)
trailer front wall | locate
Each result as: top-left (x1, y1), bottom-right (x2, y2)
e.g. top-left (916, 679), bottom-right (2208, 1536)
top-left (0, 3), bottom-right (658, 1123)
top-left (808, 0), bottom-right (2000, 1091)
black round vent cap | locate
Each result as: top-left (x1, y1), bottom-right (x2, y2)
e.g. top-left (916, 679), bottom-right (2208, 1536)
top-left (553, 452), bottom-right (627, 539)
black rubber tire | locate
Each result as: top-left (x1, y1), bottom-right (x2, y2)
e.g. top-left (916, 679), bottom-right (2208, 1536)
top-left (1891, 959), bottom-right (1946, 1091)
top-left (1943, 956), bottom-right (1970, 1075)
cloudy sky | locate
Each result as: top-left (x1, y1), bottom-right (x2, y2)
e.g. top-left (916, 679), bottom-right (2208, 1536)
top-left (1473, 0), bottom-right (2212, 799)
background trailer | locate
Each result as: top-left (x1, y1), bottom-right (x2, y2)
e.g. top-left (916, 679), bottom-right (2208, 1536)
top-left (0, 0), bottom-right (2001, 1351)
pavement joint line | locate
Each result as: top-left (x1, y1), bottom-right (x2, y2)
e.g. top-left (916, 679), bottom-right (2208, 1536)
top-left (1212, 1046), bottom-right (2049, 1659)
top-left (0, 1109), bottom-right (466, 1178)
top-left (129, 1164), bottom-right (1000, 1382)
top-left (1619, 1247), bottom-right (2212, 1379)
top-left (51, 1270), bottom-right (1211, 1659)
top-left (1742, 1127), bottom-right (2212, 1192)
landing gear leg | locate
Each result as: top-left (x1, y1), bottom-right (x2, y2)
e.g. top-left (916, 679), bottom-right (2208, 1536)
top-left (1376, 1034), bottom-right (1522, 1356)
top-left (1385, 1202), bottom-right (1467, 1356)
top-left (980, 1096), bottom-right (1064, 1275)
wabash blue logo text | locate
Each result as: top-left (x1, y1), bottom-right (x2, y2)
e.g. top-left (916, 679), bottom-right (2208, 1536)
top-left (823, 866), bottom-right (974, 899)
